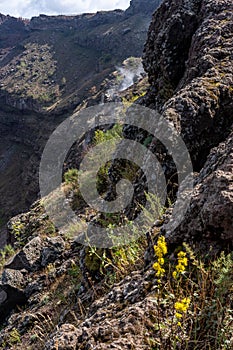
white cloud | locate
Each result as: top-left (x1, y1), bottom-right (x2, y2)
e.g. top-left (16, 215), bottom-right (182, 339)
top-left (0, 0), bottom-right (130, 18)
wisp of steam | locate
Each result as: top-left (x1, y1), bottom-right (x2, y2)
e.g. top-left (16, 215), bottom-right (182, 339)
top-left (106, 57), bottom-right (145, 100)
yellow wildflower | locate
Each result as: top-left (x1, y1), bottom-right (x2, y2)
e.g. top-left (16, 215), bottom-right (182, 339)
top-left (154, 236), bottom-right (167, 257)
top-left (153, 236), bottom-right (167, 279)
top-left (153, 262), bottom-right (165, 277)
top-left (174, 297), bottom-right (191, 317)
top-left (173, 250), bottom-right (188, 278)
top-left (158, 257), bottom-right (165, 265)
top-left (178, 251), bottom-right (188, 266)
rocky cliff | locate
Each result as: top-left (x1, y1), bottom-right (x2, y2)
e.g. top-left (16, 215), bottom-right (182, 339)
top-left (142, 0), bottom-right (233, 251)
top-left (0, 0), bottom-right (232, 349)
top-left (143, 0), bottom-right (233, 169)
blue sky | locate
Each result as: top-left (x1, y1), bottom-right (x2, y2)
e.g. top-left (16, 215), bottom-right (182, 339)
top-left (0, 0), bottom-right (131, 18)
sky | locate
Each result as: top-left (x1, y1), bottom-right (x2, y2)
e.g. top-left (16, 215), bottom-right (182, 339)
top-left (0, 0), bottom-right (131, 19)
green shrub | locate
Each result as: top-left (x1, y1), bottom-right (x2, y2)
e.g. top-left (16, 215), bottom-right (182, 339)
top-left (64, 168), bottom-right (79, 185)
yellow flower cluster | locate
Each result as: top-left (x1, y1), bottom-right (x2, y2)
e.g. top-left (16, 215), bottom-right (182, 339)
top-left (153, 236), bottom-right (167, 278)
top-left (172, 251), bottom-right (188, 278)
top-left (174, 297), bottom-right (191, 320)
top-left (154, 236), bottom-right (168, 257)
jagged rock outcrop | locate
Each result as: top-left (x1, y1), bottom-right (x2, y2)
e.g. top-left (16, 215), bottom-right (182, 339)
top-left (138, 0), bottom-right (233, 250)
top-left (165, 128), bottom-right (233, 252)
top-left (5, 237), bottom-right (44, 272)
top-left (5, 236), bottom-right (65, 271)
top-left (0, 0), bottom-right (232, 348)
top-left (143, 0), bottom-right (233, 170)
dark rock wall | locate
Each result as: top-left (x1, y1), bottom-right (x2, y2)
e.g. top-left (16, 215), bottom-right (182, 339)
top-left (142, 0), bottom-right (233, 250)
top-left (143, 0), bottom-right (233, 170)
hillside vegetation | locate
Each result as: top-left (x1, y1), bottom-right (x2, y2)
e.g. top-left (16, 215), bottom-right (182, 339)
top-left (0, 0), bottom-right (232, 349)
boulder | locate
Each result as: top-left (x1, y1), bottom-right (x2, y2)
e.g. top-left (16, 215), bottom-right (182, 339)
top-left (5, 236), bottom-right (43, 271)
top-left (5, 235), bottom-right (65, 271)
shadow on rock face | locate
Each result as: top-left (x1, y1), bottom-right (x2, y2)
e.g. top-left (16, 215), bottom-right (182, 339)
top-left (0, 284), bottom-right (27, 324)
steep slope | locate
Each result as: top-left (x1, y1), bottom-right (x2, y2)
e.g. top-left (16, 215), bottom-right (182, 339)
top-left (142, 0), bottom-right (233, 250)
top-left (0, 0), bottom-right (232, 349)
top-left (0, 0), bottom-right (162, 236)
